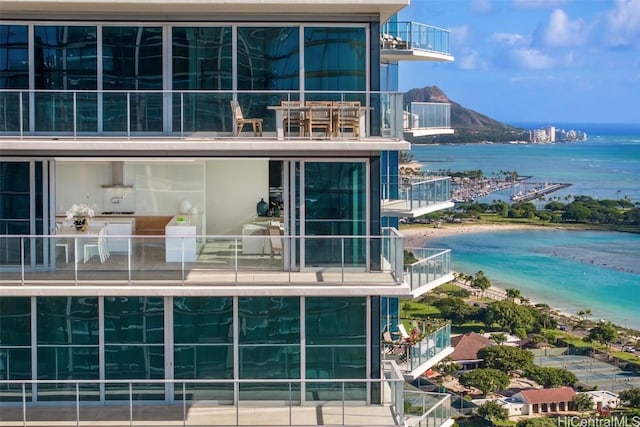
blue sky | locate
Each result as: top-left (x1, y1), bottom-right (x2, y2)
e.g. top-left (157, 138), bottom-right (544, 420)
top-left (398, 0), bottom-right (640, 125)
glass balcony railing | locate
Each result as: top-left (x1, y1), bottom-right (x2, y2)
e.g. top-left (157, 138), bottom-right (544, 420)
top-left (407, 323), bottom-right (451, 372)
top-left (404, 389), bottom-right (452, 427)
top-left (0, 90), bottom-right (407, 140)
top-left (405, 248), bottom-right (452, 292)
top-left (0, 377), bottom-right (406, 426)
top-left (382, 323), bottom-right (452, 375)
top-left (380, 21), bottom-right (451, 56)
top-left (382, 177), bottom-right (452, 213)
top-left (0, 230), bottom-right (405, 286)
top-left (404, 103), bottom-right (451, 131)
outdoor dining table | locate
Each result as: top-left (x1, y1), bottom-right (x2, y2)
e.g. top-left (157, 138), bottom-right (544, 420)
top-left (267, 104), bottom-right (371, 140)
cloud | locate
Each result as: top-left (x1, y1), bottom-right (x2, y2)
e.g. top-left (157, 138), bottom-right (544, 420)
top-left (457, 50), bottom-right (489, 70)
top-left (506, 48), bottom-right (556, 69)
top-left (601, 0), bottom-right (640, 48)
top-left (534, 9), bottom-right (587, 47)
top-left (450, 25), bottom-right (472, 46)
top-left (491, 32), bottom-right (527, 47)
top-left (512, 0), bottom-right (573, 9)
top-left (470, 0), bottom-right (493, 14)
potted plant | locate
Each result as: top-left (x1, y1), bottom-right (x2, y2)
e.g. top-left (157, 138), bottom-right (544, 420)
top-left (66, 203), bottom-right (95, 231)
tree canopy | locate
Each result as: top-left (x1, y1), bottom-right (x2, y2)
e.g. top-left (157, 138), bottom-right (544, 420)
top-left (458, 368), bottom-right (510, 395)
top-left (587, 322), bottom-right (618, 351)
top-left (477, 400), bottom-right (509, 421)
top-left (478, 345), bottom-right (534, 372)
top-left (525, 367), bottom-right (578, 388)
top-left (619, 388), bottom-right (640, 408)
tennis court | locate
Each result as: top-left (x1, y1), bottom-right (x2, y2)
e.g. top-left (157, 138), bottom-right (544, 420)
top-left (535, 354), bottom-right (640, 393)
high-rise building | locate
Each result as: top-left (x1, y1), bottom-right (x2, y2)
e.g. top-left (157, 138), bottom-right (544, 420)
top-left (0, 1), bottom-right (455, 425)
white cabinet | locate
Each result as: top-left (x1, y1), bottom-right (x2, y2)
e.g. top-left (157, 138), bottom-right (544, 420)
top-left (105, 220), bottom-right (134, 253)
top-left (165, 216), bottom-right (197, 262)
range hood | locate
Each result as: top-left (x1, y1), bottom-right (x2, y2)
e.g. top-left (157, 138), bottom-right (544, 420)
top-left (101, 161), bottom-right (134, 188)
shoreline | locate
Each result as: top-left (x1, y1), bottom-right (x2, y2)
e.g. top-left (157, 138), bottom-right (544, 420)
top-left (401, 222), bottom-right (545, 248)
top-left (401, 222), bottom-right (640, 336)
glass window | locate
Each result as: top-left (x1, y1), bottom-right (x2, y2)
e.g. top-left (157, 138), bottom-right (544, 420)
top-left (0, 25), bottom-right (29, 89)
top-left (238, 297), bottom-right (300, 379)
top-left (304, 27), bottom-right (366, 94)
top-left (32, 26), bottom-right (98, 133)
top-left (172, 27), bottom-right (233, 132)
top-left (102, 27), bottom-right (163, 132)
top-left (104, 297), bottom-right (164, 400)
top-left (0, 297), bottom-right (31, 402)
top-left (305, 297), bottom-right (367, 401)
top-left (304, 162), bottom-right (367, 266)
top-left (0, 25), bottom-right (28, 132)
top-left (237, 27), bottom-right (300, 131)
top-left (173, 297), bottom-right (233, 400)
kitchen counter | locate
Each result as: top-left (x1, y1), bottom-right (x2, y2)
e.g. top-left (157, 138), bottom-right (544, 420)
top-left (165, 215), bottom-right (197, 262)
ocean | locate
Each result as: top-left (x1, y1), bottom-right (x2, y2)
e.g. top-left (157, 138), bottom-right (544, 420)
top-left (411, 122), bottom-right (640, 329)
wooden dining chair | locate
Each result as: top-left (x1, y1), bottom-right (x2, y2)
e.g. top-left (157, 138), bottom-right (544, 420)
top-left (333, 101), bottom-right (361, 138)
top-left (230, 100), bottom-right (263, 136)
top-left (281, 100), bottom-right (305, 136)
top-left (304, 101), bottom-right (333, 138)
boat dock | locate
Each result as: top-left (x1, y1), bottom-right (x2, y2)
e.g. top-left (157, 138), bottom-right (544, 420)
top-left (510, 182), bottom-right (572, 202)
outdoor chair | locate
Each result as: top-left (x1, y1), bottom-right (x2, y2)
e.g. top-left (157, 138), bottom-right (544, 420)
top-left (267, 224), bottom-right (283, 263)
top-left (230, 100), bottom-right (263, 137)
top-left (304, 101), bottom-right (332, 137)
top-left (83, 227), bottom-right (110, 264)
top-left (281, 100), bottom-right (305, 136)
top-left (333, 101), bottom-right (361, 138)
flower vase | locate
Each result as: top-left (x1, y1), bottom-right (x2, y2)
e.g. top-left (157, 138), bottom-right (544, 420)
top-left (74, 217), bottom-right (87, 231)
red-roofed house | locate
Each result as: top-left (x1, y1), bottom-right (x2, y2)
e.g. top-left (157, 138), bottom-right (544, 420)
top-left (512, 387), bottom-right (576, 414)
top-left (450, 332), bottom-right (493, 370)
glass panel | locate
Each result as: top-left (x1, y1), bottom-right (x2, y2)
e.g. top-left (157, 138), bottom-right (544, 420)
top-left (304, 162), bottom-right (367, 266)
top-left (172, 27), bottom-right (232, 90)
top-left (173, 297), bottom-right (233, 399)
top-left (304, 27), bottom-right (365, 92)
top-left (0, 25), bottom-right (29, 89)
top-left (103, 27), bottom-right (163, 132)
top-left (237, 27), bottom-right (299, 131)
top-left (36, 297), bottom-right (99, 386)
top-left (104, 297), bottom-right (164, 399)
top-left (306, 297), bottom-right (367, 401)
top-left (0, 163), bottom-right (31, 264)
top-left (0, 297), bottom-right (31, 398)
top-left (238, 297), bottom-right (300, 380)
top-left (34, 26), bottom-right (97, 90)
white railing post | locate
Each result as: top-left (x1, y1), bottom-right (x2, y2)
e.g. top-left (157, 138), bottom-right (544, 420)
top-left (22, 383), bottom-right (26, 427)
top-left (20, 237), bottom-right (25, 284)
top-left (341, 237), bottom-right (345, 282)
top-left (183, 382), bottom-right (187, 426)
top-left (73, 92), bottom-right (77, 139)
top-left (129, 382), bottom-right (133, 427)
top-left (76, 382), bottom-right (80, 427)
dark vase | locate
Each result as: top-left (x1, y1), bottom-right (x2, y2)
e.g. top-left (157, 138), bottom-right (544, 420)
top-left (256, 198), bottom-right (268, 216)
top-left (74, 217), bottom-right (87, 231)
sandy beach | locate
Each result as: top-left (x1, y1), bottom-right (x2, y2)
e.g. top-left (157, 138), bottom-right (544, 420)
top-left (401, 222), bottom-right (544, 248)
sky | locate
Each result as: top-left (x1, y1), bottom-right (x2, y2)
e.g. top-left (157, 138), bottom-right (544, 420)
top-left (398, 0), bottom-right (640, 125)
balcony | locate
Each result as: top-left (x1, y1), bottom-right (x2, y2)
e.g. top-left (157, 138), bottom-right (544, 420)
top-left (382, 177), bottom-right (454, 217)
top-left (380, 22), bottom-right (454, 62)
top-left (0, 373), bottom-right (452, 427)
top-left (0, 90), bottom-right (411, 150)
top-left (403, 102), bottom-right (454, 138)
top-left (405, 248), bottom-right (454, 299)
top-left (383, 324), bottom-right (453, 381)
top-left (0, 231), bottom-right (411, 295)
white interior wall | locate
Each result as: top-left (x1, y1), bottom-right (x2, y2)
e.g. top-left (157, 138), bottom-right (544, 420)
top-left (205, 159), bottom-right (269, 235)
top-left (55, 162), bottom-right (110, 213)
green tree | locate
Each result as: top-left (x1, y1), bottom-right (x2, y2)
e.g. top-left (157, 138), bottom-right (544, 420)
top-left (433, 297), bottom-right (473, 324)
top-left (458, 368), bottom-right (510, 396)
top-left (477, 400), bottom-right (509, 422)
top-left (472, 270), bottom-right (491, 294)
top-left (506, 288), bottom-right (521, 301)
top-left (435, 357), bottom-right (461, 380)
top-left (516, 418), bottom-right (557, 427)
top-left (573, 393), bottom-right (594, 415)
top-left (587, 322), bottom-right (618, 352)
top-left (478, 345), bottom-right (534, 372)
top-left (525, 367), bottom-right (578, 388)
top-left (485, 300), bottom-right (536, 333)
top-left (619, 388), bottom-right (640, 408)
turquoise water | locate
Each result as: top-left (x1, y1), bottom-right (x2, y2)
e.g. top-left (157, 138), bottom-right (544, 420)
top-left (412, 123), bottom-right (640, 329)
top-left (429, 230), bottom-right (640, 330)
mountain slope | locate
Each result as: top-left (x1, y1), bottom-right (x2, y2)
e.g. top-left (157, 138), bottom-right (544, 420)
top-left (403, 86), bottom-right (526, 142)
